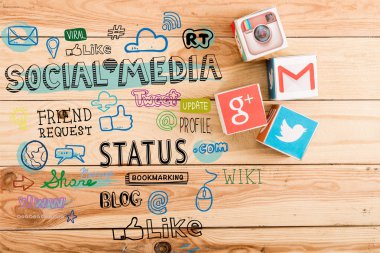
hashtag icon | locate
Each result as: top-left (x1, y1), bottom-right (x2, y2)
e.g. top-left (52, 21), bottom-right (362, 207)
top-left (107, 25), bottom-right (125, 40)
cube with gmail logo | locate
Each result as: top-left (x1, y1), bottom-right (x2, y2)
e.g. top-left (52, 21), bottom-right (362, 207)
top-left (267, 55), bottom-right (318, 100)
top-left (215, 84), bottom-right (267, 135)
top-left (231, 7), bottom-right (288, 62)
top-left (256, 105), bottom-right (318, 160)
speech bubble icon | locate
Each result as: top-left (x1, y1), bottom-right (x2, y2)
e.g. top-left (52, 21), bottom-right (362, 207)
top-left (65, 145), bottom-right (85, 163)
top-left (55, 148), bottom-right (73, 165)
top-left (102, 58), bottom-right (118, 73)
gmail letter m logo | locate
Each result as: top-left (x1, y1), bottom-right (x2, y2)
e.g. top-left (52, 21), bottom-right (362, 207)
top-left (278, 63), bottom-right (315, 93)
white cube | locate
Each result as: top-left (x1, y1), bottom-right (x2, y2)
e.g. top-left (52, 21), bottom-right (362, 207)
top-left (267, 55), bottom-right (318, 100)
top-left (231, 7), bottom-right (288, 61)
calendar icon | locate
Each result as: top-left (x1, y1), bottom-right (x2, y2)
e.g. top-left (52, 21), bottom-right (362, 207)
top-left (215, 84), bottom-right (267, 135)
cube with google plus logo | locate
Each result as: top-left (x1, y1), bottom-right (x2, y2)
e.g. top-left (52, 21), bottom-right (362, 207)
top-left (256, 105), bottom-right (318, 160)
top-left (267, 55), bottom-right (318, 100)
top-left (231, 7), bottom-right (288, 62)
top-left (215, 84), bottom-right (267, 135)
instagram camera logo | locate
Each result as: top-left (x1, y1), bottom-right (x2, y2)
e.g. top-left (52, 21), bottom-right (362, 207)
top-left (215, 84), bottom-right (267, 135)
top-left (241, 10), bottom-right (285, 56)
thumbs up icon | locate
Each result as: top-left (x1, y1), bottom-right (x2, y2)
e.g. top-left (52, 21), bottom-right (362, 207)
top-left (99, 105), bottom-right (133, 131)
top-left (66, 44), bottom-right (82, 56)
top-left (112, 217), bottom-right (144, 240)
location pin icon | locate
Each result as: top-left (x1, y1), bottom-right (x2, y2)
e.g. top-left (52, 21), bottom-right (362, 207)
top-left (46, 37), bottom-right (60, 59)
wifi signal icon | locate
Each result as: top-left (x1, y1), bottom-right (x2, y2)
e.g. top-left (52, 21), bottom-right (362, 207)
top-left (162, 11), bottom-right (182, 31)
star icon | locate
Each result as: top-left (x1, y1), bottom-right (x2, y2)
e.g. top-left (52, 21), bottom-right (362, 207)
top-left (66, 210), bottom-right (77, 223)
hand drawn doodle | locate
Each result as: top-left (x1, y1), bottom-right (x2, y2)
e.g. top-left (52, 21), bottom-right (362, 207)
top-left (19, 195), bottom-right (66, 209)
top-left (91, 91), bottom-right (118, 112)
top-left (195, 169), bottom-right (217, 212)
top-left (125, 28), bottom-right (168, 53)
top-left (112, 217), bottom-right (202, 240)
top-left (112, 217), bottom-right (144, 240)
top-left (125, 172), bottom-right (188, 185)
top-left (13, 175), bottom-right (34, 191)
top-left (55, 144), bottom-right (85, 165)
top-left (180, 98), bottom-right (211, 114)
top-left (148, 191), bottom-right (169, 215)
top-left (179, 117), bottom-right (211, 134)
top-left (99, 139), bottom-right (187, 167)
top-left (193, 140), bottom-right (228, 163)
top-left (102, 58), bottom-right (118, 73)
top-left (10, 108), bottom-right (27, 130)
top-left (223, 168), bottom-right (262, 184)
top-left (100, 190), bottom-right (142, 208)
top-left (64, 28), bottom-right (87, 41)
top-left (99, 105), bottom-right (133, 131)
top-left (5, 54), bottom-right (222, 93)
top-left (41, 169), bottom-right (97, 189)
top-left (182, 28), bottom-right (214, 49)
top-left (46, 37), bottom-right (59, 59)
top-left (66, 210), bottom-right (77, 223)
top-left (156, 111), bottom-right (177, 131)
top-left (107, 25), bottom-right (125, 40)
top-left (66, 43), bottom-right (111, 56)
top-left (162, 11), bottom-right (181, 31)
top-left (37, 108), bottom-right (92, 138)
top-left (8, 25), bottom-right (38, 46)
top-left (20, 140), bottom-right (48, 171)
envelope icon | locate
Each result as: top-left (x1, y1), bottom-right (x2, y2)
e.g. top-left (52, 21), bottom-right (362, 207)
top-left (8, 26), bottom-right (38, 46)
top-left (278, 63), bottom-right (315, 93)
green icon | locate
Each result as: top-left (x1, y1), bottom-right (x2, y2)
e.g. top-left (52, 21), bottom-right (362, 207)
top-left (64, 28), bottom-right (87, 41)
top-left (156, 111), bottom-right (177, 131)
top-left (180, 98), bottom-right (211, 113)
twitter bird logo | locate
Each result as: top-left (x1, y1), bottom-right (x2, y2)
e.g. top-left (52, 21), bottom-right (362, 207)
top-left (276, 119), bottom-right (307, 143)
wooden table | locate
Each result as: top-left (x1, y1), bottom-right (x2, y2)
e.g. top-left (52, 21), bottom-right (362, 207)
top-left (1, 0), bottom-right (380, 252)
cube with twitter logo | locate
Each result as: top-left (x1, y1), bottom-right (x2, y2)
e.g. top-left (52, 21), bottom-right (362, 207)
top-left (256, 105), bottom-right (318, 160)
top-left (267, 55), bottom-right (318, 100)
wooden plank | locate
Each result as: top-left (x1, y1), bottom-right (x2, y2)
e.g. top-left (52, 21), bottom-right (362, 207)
top-left (1, 38), bottom-right (380, 100)
top-left (1, 165), bottom-right (380, 229)
top-left (2, 227), bottom-right (380, 252)
top-left (1, 0), bottom-right (380, 37)
top-left (1, 101), bottom-right (379, 166)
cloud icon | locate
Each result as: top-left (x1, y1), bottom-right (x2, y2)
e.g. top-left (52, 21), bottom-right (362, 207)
top-left (125, 28), bottom-right (168, 53)
top-left (91, 91), bottom-right (118, 112)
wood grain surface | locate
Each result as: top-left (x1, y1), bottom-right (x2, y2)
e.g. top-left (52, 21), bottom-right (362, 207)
top-left (1, 0), bottom-right (380, 252)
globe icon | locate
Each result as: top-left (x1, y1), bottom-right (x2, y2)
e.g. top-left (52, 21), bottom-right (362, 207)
top-left (21, 140), bottom-right (48, 170)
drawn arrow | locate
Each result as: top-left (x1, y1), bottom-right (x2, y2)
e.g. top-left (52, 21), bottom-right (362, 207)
top-left (13, 175), bottom-right (34, 191)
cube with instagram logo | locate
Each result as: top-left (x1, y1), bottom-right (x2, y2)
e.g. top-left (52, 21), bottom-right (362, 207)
top-left (267, 55), bottom-right (318, 100)
top-left (256, 105), bottom-right (318, 160)
top-left (215, 84), bottom-right (267, 135)
top-left (231, 7), bottom-right (288, 61)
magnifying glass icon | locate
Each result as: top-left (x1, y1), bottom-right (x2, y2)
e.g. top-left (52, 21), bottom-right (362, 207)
top-left (46, 37), bottom-right (60, 59)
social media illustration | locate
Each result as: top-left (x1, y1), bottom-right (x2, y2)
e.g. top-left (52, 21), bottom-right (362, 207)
top-left (162, 11), bottom-right (181, 31)
top-left (19, 140), bottom-right (48, 171)
top-left (99, 105), bottom-right (133, 131)
top-left (55, 145), bottom-right (86, 165)
top-left (182, 28), bottom-right (214, 49)
top-left (125, 28), bottom-right (168, 53)
top-left (195, 170), bottom-right (217, 212)
top-left (215, 84), bottom-right (267, 135)
top-left (91, 91), bottom-right (118, 112)
top-left (46, 37), bottom-right (60, 59)
top-left (257, 105), bottom-right (318, 160)
top-left (7, 25), bottom-right (38, 46)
